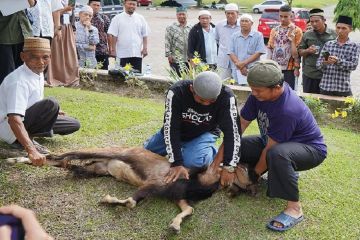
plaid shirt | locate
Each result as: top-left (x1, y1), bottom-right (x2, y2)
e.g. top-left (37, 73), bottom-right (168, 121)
top-left (165, 22), bottom-right (192, 63)
top-left (316, 39), bottom-right (360, 93)
top-left (91, 12), bottom-right (110, 56)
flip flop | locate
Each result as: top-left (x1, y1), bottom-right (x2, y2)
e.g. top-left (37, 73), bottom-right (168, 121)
top-left (266, 212), bottom-right (304, 232)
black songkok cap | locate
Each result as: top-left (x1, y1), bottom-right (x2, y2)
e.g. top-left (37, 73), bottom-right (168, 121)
top-left (337, 15), bottom-right (353, 26)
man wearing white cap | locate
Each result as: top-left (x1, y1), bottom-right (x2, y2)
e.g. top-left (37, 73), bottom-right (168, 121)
top-left (188, 10), bottom-right (217, 67)
top-left (215, 3), bottom-right (240, 80)
top-left (0, 37), bottom-right (80, 166)
top-left (228, 14), bottom-right (266, 85)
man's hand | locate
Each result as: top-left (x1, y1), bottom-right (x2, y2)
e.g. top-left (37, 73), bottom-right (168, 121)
top-left (87, 44), bottom-right (96, 51)
top-left (240, 67), bottom-right (248, 76)
top-left (164, 166), bottom-right (189, 184)
top-left (220, 169), bottom-right (235, 186)
top-left (142, 48), bottom-right (148, 58)
top-left (248, 168), bottom-right (260, 184)
top-left (58, 110), bottom-right (66, 116)
top-left (54, 28), bottom-right (62, 39)
top-left (294, 68), bottom-right (300, 77)
top-left (27, 147), bottom-right (46, 167)
top-left (327, 56), bottom-right (338, 64)
top-left (235, 61), bottom-right (246, 70)
top-left (307, 45), bottom-right (317, 54)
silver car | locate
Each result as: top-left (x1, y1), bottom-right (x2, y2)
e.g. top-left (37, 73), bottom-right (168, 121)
top-left (252, 0), bottom-right (286, 14)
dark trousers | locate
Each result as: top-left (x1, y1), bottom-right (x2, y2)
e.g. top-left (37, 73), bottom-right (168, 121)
top-left (239, 136), bottom-right (325, 201)
top-left (320, 89), bottom-right (352, 97)
top-left (23, 98), bottom-right (80, 138)
top-left (120, 57), bottom-right (142, 73)
top-left (96, 54), bottom-right (109, 70)
top-left (0, 43), bottom-right (24, 85)
top-left (282, 70), bottom-right (295, 90)
top-left (170, 62), bottom-right (189, 77)
top-left (302, 75), bottom-right (321, 94)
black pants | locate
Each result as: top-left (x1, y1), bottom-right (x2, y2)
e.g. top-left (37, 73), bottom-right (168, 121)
top-left (120, 57), bottom-right (142, 73)
top-left (23, 98), bottom-right (80, 138)
top-left (0, 43), bottom-right (24, 85)
top-left (170, 62), bottom-right (189, 77)
top-left (302, 75), bottom-right (321, 94)
top-left (320, 89), bottom-right (352, 97)
top-left (96, 54), bottom-right (109, 70)
top-left (282, 70), bottom-right (295, 90)
top-left (239, 136), bottom-right (325, 201)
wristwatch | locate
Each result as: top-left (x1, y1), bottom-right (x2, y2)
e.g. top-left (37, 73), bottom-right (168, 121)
top-left (223, 165), bottom-right (235, 173)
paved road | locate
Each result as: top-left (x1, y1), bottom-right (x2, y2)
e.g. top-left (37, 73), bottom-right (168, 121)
top-left (137, 6), bottom-right (360, 96)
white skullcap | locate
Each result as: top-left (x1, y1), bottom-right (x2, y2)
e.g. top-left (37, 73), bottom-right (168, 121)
top-left (198, 10), bottom-right (211, 17)
top-left (225, 3), bottom-right (238, 11)
top-left (193, 71), bottom-right (222, 100)
top-left (80, 5), bottom-right (93, 14)
top-left (239, 13), bottom-right (253, 22)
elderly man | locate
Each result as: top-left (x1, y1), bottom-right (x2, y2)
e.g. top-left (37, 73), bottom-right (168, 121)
top-left (0, 37), bottom-right (80, 166)
top-left (108, 0), bottom-right (149, 73)
top-left (215, 3), bottom-right (240, 80)
top-left (267, 5), bottom-right (303, 90)
top-left (165, 7), bottom-right (192, 76)
top-left (144, 71), bottom-right (241, 184)
top-left (89, 0), bottom-right (111, 70)
top-left (216, 60), bottom-right (327, 231)
top-left (298, 8), bottom-right (336, 93)
top-left (188, 10), bottom-right (217, 67)
top-left (228, 14), bottom-right (266, 85)
top-left (316, 15), bottom-right (360, 97)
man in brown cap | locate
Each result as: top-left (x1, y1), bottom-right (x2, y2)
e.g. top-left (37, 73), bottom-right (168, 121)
top-left (0, 37), bottom-right (80, 166)
top-left (316, 15), bottom-right (360, 96)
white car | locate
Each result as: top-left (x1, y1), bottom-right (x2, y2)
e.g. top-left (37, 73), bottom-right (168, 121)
top-left (252, 0), bottom-right (287, 14)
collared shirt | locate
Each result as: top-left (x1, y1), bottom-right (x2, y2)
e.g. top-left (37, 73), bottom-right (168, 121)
top-left (91, 12), bottom-right (110, 56)
top-left (165, 22), bottom-right (192, 63)
top-left (215, 19), bottom-right (240, 69)
top-left (298, 26), bottom-right (337, 79)
top-left (316, 38), bottom-right (360, 93)
top-left (203, 26), bottom-right (217, 64)
top-left (26, 0), bottom-right (63, 38)
top-left (0, 11), bottom-right (32, 44)
top-left (75, 22), bottom-right (100, 68)
top-left (0, 64), bottom-right (44, 144)
top-left (107, 11), bottom-right (149, 58)
top-left (228, 30), bottom-right (266, 69)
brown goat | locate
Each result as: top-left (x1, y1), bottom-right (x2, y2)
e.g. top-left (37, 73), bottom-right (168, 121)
top-left (6, 147), bottom-right (255, 233)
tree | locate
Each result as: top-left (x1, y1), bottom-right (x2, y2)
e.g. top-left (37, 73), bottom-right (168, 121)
top-left (286, 0), bottom-right (293, 6)
top-left (334, 0), bottom-right (360, 31)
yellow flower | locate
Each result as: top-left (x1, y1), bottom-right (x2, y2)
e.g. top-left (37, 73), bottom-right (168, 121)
top-left (331, 113), bottom-right (337, 119)
top-left (334, 110), bottom-right (340, 118)
top-left (123, 63), bottom-right (133, 71)
top-left (344, 97), bottom-right (356, 105)
top-left (229, 79), bottom-right (236, 84)
top-left (341, 111), bottom-right (348, 118)
top-left (201, 65), bottom-right (209, 71)
top-left (192, 57), bottom-right (201, 65)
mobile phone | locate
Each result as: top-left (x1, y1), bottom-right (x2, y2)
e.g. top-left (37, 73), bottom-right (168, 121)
top-left (322, 51), bottom-right (330, 61)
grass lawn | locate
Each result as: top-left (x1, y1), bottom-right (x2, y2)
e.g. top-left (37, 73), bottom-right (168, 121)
top-left (0, 87), bottom-right (359, 239)
top-left (153, 0), bottom-right (339, 10)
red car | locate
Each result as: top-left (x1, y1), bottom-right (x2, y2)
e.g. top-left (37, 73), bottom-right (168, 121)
top-left (258, 8), bottom-right (309, 42)
top-left (137, 0), bottom-right (152, 6)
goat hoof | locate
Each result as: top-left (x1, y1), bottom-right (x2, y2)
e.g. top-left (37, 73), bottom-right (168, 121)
top-left (100, 194), bottom-right (112, 203)
top-left (169, 223), bottom-right (180, 234)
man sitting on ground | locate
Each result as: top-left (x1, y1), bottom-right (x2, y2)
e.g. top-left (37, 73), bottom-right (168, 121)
top-left (0, 37), bottom-right (80, 166)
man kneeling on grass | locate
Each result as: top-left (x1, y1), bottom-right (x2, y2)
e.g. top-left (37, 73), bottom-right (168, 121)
top-left (0, 37), bottom-right (80, 166)
top-left (217, 60), bottom-right (327, 231)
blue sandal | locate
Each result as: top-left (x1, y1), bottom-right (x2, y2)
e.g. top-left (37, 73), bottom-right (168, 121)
top-left (266, 212), bottom-right (304, 232)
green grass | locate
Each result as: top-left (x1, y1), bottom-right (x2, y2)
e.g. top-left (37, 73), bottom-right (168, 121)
top-left (0, 87), bottom-right (359, 239)
top-left (153, 0), bottom-right (339, 10)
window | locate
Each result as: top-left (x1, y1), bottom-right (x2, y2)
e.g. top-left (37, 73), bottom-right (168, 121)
top-left (262, 11), bottom-right (280, 20)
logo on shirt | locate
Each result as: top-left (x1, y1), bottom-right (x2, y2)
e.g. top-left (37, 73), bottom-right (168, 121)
top-left (257, 110), bottom-right (269, 144)
top-left (182, 108), bottom-right (212, 125)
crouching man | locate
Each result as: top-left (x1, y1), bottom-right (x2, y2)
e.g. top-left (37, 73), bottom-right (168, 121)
top-left (0, 37), bottom-right (80, 166)
top-left (217, 60), bottom-right (327, 231)
top-left (144, 71), bottom-right (241, 184)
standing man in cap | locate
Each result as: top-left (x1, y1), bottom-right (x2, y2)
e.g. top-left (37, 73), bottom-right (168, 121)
top-left (298, 8), bottom-right (336, 94)
top-left (267, 5), bottom-right (303, 90)
top-left (165, 7), bottom-right (192, 76)
top-left (0, 37), bottom-right (81, 166)
top-left (188, 10), bottom-right (217, 67)
top-left (144, 71), bottom-right (241, 184)
top-left (108, 0), bottom-right (149, 73)
top-left (216, 59), bottom-right (327, 231)
top-left (316, 15), bottom-right (360, 96)
top-left (228, 13), bottom-right (266, 85)
top-left (215, 3), bottom-right (240, 80)
top-left (89, 0), bottom-right (111, 70)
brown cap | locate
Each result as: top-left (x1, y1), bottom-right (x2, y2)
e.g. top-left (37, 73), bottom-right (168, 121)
top-left (23, 37), bottom-right (51, 52)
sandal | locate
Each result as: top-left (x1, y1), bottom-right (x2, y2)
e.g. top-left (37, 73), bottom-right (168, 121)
top-left (266, 212), bottom-right (304, 232)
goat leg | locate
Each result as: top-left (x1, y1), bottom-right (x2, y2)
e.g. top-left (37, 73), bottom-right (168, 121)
top-left (169, 200), bottom-right (193, 234)
top-left (100, 194), bottom-right (137, 209)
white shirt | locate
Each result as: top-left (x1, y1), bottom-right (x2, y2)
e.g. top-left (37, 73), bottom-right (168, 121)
top-left (107, 11), bottom-right (149, 58)
top-left (203, 26), bottom-right (217, 64)
top-left (27, 0), bottom-right (63, 38)
top-left (0, 64), bottom-right (44, 144)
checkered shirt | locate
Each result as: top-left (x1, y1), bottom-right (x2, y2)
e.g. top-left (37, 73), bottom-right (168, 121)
top-left (316, 39), bottom-right (360, 93)
top-left (165, 22), bottom-right (192, 63)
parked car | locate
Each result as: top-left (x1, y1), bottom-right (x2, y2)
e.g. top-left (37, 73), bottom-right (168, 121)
top-left (74, 0), bottom-right (123, 20)
top-left (137, 0), bottom-right (152, 6)
top-left (258, 8), bottom-right (309, 42)
top-left (160, 0), bottom-right (196, 7)
top-left (252, 0), bottom-right (286, 14)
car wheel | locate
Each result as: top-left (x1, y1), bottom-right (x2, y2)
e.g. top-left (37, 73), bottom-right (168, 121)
top-left (253, 8), bottom-right (260, 14)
